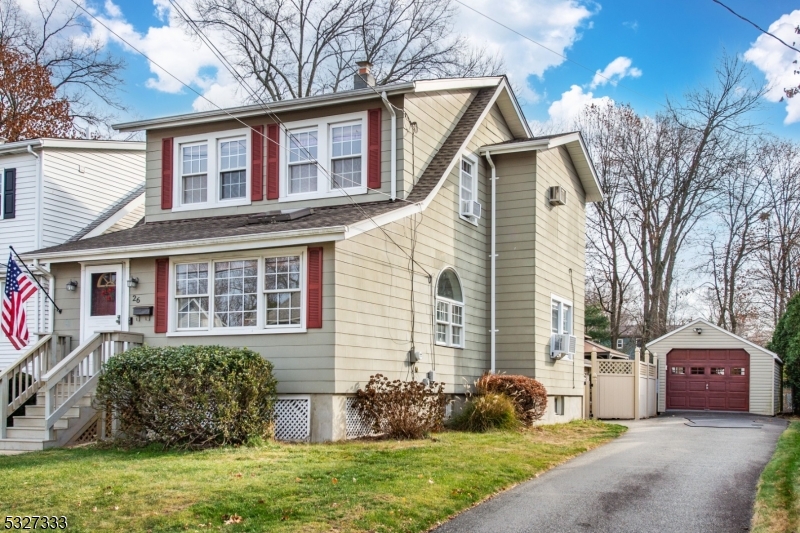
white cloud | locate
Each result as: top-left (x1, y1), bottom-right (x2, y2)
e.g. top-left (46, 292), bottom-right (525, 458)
top-left (88, 0), bottom-right (247, 110)
top-left (457, 0), bottom-right (597, 103)
top-left (744, 10), bottom-right (800, 124)
top-left (590, 56), bottom-right (641, 89)
top-left (530, 85), bottom-right (613, 133)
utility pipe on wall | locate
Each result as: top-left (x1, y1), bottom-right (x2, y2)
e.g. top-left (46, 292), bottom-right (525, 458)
top-left (381, 91), bottom-right (397, 201)
top-left (485, 152), bottom-right (497, 373)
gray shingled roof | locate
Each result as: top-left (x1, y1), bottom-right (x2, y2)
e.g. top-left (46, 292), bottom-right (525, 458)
top-left (29, 87), bottom-right (498, 257)
top-left (69, 184), bottom-right (145, 242)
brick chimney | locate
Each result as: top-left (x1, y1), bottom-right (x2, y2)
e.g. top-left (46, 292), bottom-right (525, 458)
top-left (354, 60), bottom-right (375, 89)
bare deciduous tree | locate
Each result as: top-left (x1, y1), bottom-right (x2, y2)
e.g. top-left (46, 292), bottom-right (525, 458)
top-left (753, 139), bottom-right (800, 326)
top-left (179, 0), bottom-right (502, 101)
top-left (0, 0), bottom-right (125, 135)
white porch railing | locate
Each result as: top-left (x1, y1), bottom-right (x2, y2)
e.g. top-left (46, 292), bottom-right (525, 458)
top-left (0, 335), bottom-right (52, 438)
top-left (41, 331), bottom-right (143, 440)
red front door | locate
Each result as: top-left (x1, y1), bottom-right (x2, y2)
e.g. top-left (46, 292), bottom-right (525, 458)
top-left (666, 349), bottom-right (749, 411)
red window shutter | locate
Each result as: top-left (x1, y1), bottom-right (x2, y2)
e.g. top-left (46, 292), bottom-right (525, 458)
top-left (161, 137), bottom-right (173, 210)
top-left (367, 108), bottom-right (382, 189)
top-left (154, 258), bottom-right (169, 333)
top-left (267, 123), bottom-right (280, 200)
top-left (251, 125), bottom-right (264, 201)
top-left (306, 247), bottom-right (323, 328)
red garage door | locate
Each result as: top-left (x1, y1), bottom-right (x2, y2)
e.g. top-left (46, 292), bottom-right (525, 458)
top-left (666, 349), bottom-right (749, 411)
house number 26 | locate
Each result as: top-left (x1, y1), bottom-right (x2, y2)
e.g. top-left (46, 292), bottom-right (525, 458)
top-left (131, 295), bottom-right (140, 303)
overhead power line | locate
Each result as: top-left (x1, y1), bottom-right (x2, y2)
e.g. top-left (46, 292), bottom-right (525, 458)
top-left (712, 0), bottom-right (800, 55)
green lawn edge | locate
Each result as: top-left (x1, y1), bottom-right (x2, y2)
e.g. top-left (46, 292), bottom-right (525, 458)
top-left (0, 420), bottom-right (626, 533)
top-left (752, 421), bottom-right (800, 533)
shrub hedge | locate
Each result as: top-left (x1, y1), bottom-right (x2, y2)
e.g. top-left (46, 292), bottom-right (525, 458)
top-left (448, 393), bottom-right (520, 432)
top-left (95, 345), bottom-right (277, 449)
top-left (476, 373), bottom-right (547, 425)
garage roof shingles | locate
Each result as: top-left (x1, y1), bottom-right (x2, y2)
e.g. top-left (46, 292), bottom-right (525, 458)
top-left (30, 87), bottom-right (497, 257)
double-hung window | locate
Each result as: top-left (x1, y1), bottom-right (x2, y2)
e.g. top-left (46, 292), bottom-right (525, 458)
top-left (459, 155), bottom-right (479, 224)
top-left (435, 268), bottom-right (464, 348)
top-left (173, 129), bottom-right (250, 210)
top-left (172, 250), bottom-right (305, 334)
top-left (281, 111), bottom-right (368, 200)
top-left (331, 123), bottom-right (362, 189)
top-left (551, 296), bottom-right (573, 335)
top-left (288, 130), bottom-right (318, 194)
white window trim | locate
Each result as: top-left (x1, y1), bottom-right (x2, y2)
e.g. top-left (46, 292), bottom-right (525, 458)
top-left (167, 247), bottom-right (307, 336)
top-left (279, 111), bottom-right (368, 202)
top-left (0, 167), bottom-right (4, 218)
top-left (551, 294), bottom-right (573, 336)
top-left (172, 128), bottom-right (251, 212)
top-left (435, 268), bottom-right (465, 349)
top-left (616, 338), bottom-right (624, 350)
top-left (459, 152), bottom-right (479, 226)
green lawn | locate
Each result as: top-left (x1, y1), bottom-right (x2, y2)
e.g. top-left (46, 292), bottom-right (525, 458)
top-left (0, 420), bottom-right (624, 533)
top-left (752, 421), bottom-right (800, 533)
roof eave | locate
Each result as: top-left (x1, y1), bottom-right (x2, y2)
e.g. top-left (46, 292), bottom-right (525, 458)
top-left (24, 225), bottom-right (347, 263)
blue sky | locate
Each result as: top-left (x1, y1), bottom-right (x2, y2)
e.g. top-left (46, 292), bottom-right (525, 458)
top-left (73, 0), bottom-right (800, 138)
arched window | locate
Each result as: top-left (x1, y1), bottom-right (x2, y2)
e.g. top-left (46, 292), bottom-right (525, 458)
top-left (436, 268), bottom-right (464, 347)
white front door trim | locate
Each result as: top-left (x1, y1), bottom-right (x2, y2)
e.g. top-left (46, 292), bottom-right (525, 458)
top-left (80, 261), bottom-right (129, 343)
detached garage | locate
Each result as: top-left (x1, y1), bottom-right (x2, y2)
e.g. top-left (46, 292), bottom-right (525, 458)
top-left (648, 319), bottom-right (783, 416)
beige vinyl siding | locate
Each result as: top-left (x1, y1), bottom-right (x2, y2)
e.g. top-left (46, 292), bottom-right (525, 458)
top-left (533, 146), bottom-right (586, 397)
top-left (49, 243), bottom-right (337, 395)
top-left (41, 149), bottom-right (144, 247)
top-left (144, 98), bottom-right (400, 223)
top-left (332, 99), bottom-right (512, 394)
top-left (400, 89), bottom-right (475, 198)
top-left (649, 326), bottom-right (778, 416)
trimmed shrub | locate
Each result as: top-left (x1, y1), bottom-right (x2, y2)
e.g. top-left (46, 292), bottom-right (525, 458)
top-left (476, 373), bottom-right (547, 425)
top-left (354, 374), bottom-right (445, 439)
top-left (449, 393), bottom-right (520, 432)
top-left (95, 345), bottom-right (277, 449)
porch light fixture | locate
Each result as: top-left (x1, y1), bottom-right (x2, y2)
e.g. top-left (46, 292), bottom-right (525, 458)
top-left (66, 280), bottom-right (78, 292)
top-left (127, 277), bottom-right (139, 288)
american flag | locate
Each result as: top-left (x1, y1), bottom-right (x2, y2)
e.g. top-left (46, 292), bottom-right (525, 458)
top-left (2, 252), bottom-right (37, 350)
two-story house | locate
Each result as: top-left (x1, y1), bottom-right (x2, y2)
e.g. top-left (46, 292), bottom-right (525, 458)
top-left (0, 138), bottom-right (145, 371)
top-left (6, 70), bottom-right (601, 449)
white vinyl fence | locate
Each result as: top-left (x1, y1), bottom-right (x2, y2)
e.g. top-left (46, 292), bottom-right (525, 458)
top-left (589, 349), bottom-right (658, 420)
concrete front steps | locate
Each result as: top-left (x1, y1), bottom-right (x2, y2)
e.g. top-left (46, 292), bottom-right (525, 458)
top-left (0, 392), bottom-right (99, 452)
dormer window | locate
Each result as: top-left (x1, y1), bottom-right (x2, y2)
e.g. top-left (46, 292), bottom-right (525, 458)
top-left (280, 111), bottom-right (368, 201)
top-left (172, 128), bottom-right (251, 211)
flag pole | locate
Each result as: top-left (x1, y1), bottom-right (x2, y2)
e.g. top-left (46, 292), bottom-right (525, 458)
top-left (8, 246), bottom-right (63, 314)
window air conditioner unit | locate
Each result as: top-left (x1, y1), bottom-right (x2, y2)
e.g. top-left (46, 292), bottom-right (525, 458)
top-left (548, 186), bottom-right (567, 206)
top-left (461, 199), bottom-right (482, 219)
top-left (551, 333), bottom-right (577, 360)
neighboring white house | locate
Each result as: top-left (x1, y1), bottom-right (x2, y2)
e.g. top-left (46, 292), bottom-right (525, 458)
top-left (0, 138), bottom-right (145, 370)
top-left (648, 319), bottom-right (783, 416)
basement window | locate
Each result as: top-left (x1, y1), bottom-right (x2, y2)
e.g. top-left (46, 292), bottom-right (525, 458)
top-left (554, 396), bottom-right (565, 416)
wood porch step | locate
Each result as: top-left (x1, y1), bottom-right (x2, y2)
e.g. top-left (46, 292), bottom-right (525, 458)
top-left (22, 405), bottom-right (81, 418)
top-left (0, 439), bottom-right (56, 452)
top-left (4, 427), bottom-right (65, 440)
top-left (34, 392), bottom-right (94, 408)
top-left (11, 416), bottom-right (68, 430)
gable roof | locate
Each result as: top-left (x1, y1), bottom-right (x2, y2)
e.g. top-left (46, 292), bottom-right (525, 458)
top-left (68, 184), bottom-right (145, 241)
top-left (0, 138), bottom-right (144, 156)
top-left (481, 132), bottom-right (603, 202)
top-left (584, 339), bottom-right (629, 359)
top-left (113, 76), bottom-right (531, 139)
top-left (25, 86), bottom-right (500, 261)
top-left (646, 318), bottom-right (782, 363)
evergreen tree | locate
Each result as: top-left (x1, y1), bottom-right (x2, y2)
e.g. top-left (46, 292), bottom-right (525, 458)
top-left (585, 304), bottom-right (611, 347)
top-left (768, 292), bottom-right (800, 414)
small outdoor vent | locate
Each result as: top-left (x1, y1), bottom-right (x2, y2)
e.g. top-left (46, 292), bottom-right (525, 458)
top-left (460, 200), bottom-right (482, 219)
top-left (246, 207), bottom-right (314, 225)
top-left (548, 186), bottom-right (567, 206)
top-left (550, 333), bottom-right (577, 361)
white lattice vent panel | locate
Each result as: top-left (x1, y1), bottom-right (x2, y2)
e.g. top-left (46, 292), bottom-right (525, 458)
top-left (649, 365), bottom-right (657, 378)
top-left (346, 397), bottom-right (377, 439)
top-left (598, 360), bottom-right (634, 375)
top-left (274, 397), bottom-right (310, 442)
top-left (640, 364), bottom-right (648, 376)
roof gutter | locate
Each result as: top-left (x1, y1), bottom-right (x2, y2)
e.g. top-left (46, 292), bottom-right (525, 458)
top-left (23, 225), bottom-right (347, 263)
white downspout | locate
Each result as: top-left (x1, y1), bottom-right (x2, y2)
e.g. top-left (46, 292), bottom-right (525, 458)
top-left (485, 152), bottom-right (497, 374)
top-left (28, 145), bottom-right (42, 337)
top-left (381, 91), bottom-right (397, 201)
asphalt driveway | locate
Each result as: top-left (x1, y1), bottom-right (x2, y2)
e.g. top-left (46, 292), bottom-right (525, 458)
top-left (433, 413), bottom-right (787, 533)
